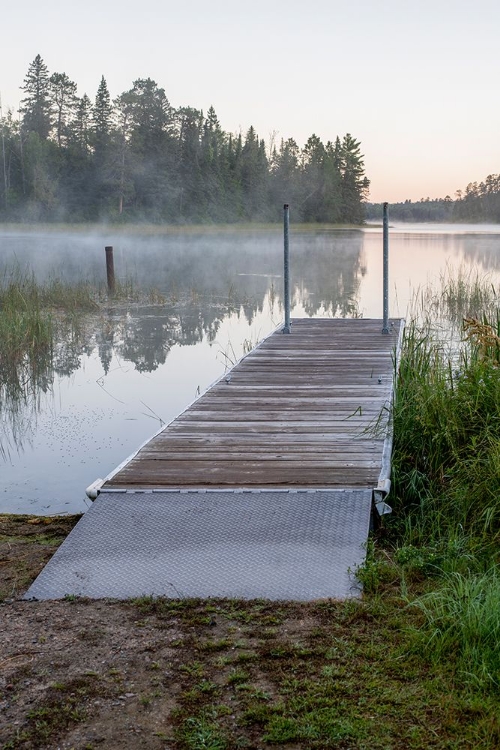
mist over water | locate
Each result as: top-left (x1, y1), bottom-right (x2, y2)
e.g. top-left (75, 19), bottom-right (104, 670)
top-left (1, 224), bottom-right (500, 514)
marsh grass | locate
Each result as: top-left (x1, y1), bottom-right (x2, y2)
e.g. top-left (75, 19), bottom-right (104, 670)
top-left (382, 269), bottom-right (500, 693)
top-left (0, 269), bottom-right (93, 404)
top-left (391, 319), bottom-right (500, 552)
top-left (0, 266), bottom-right (169, 382)
top-left (0, 266), bottom-right (168, 457)
top-left (0, 273), bottom-right (55, 459)
top-left (0, 273), bottom-right (53, 373)
top-left (414, 265), bottom-right (500, 330)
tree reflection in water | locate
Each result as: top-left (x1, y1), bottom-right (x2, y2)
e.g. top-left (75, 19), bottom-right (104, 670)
top-left (1, 228), bottom-right (364, 458)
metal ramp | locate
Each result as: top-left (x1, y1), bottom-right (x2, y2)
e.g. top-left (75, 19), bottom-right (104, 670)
top-left (25, 489), bottom-right (373, 601)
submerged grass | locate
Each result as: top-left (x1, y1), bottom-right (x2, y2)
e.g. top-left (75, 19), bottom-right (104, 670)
top-left (0, 269), bottom-right (96, 383)
top-left (414, 264), bottom-right (500, 330)
top-left (0, 266), bottom-right (168, 383)
top-left (0, 265), bottom-right (168, 457)
top-left (0, 273), bottom-right (54, 377)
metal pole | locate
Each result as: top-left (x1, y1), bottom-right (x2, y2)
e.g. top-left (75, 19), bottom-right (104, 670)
top-left (382, 202), bottom-right (389, 334)
top-left (283, 203), bottom-right (291, 334)
top-left (105, 246), bottom-right (115, 293)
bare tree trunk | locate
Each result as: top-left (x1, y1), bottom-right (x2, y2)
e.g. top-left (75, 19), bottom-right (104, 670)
top-left (0, 96), bottom-right (8, 208)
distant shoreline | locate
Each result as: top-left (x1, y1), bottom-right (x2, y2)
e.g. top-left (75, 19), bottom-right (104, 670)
top-left (1, 219), bottom-right (499, 237)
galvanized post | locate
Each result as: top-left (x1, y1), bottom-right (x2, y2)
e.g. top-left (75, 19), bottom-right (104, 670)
top-left (105, 246), bottom-right (115, 293)
top-left (382, 203), bottom-right (389, 334)
top-left (283, 203), bottom-right (291, 334)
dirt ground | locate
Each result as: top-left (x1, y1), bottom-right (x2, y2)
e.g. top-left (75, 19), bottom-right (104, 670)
top-left (0, 514), bottom-right (178, 749)
top-left (1, 515), bottom-right (498, 750)
top-left (0, 514), bottom-right (324, 750)
top-left (4, 512), bottom-right (270, 749)
top-left (0, 515), bottom-right (320, 750)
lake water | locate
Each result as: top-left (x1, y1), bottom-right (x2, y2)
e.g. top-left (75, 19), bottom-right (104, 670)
top-left (1, 223), bottom-right (500, 514)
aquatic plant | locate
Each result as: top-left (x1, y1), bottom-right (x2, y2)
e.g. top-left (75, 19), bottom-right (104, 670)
top-left (0, 271), bottom-right (54, 392)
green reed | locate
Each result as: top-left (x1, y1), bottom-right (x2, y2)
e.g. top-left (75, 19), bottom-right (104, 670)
top-left (392, 319), bottom-right (500, 556)
top-left (385, 270), bottom-right (500, 692)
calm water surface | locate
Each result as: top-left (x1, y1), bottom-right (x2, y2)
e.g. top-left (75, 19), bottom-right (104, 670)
top-left (1, 223), bottom-right (500, 514)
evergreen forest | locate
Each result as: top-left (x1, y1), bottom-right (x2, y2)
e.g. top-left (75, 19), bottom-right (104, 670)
top-left (365, 175), bottom-right (500, 223)
top-left (0, 55), bottom-right (370, 224)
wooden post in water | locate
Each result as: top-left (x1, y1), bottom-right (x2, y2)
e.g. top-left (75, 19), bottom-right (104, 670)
top-left (105, 246), bottom-right (115, 293)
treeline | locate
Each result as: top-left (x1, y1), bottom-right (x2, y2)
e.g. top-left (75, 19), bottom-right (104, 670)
top-left (365, 174), bottom-right (500, 223)
top-left (0, 55), bottom-right (370, 224)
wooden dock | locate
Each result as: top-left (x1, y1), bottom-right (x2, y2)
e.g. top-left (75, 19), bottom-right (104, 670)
top-left (102, 318), bottom-right (403, 492)
top-left (26, 318), bottom-right (404, 602)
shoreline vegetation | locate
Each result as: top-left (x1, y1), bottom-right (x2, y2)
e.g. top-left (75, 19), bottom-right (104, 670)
top-left (0, 268), bottom-right (499, 747)
top-left (1, 218), bottom-right (499, 239)
top-left (0, 221), bottom-right (370, 235)
top-left (365, 175), bottom-right (500, 224)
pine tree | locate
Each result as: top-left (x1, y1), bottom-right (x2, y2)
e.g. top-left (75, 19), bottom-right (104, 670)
top-left (269, 139), bottom-right (299, 216)
top-left (91, 77), bottom-right (115, 216)
top-left (128, 78), bottom-right (174, 154)
top-left (340, 133), bottom-right (369, 223)
top-left (125, 79), bottom-right (176, 218)
top-left (61, 93), bottom-right (95, 220)
top-left (49, 72), bottom-right (78, 147)
top-left (176, 107), bottom-right (203, 219)
top-left (300, 134), bottom-right (326, 221)
top-left (224, 133), bottom-right (244, 219)
top-left (200, 106), bottom-right (227, 219)
top-left (73, 94), bottom-right (93, 153)
top-left (20, 55), bottom-right (52, 139)
top-left (241, 127), bottom-right (269, 219)
top-left (92, 76), bottom-right (113, 157)
top-left (0, 106), bottom-right (17, 212)
top-left (113, 90), bottom-right (135, 214)
top-left (322, 141), bottom-right (342, 222)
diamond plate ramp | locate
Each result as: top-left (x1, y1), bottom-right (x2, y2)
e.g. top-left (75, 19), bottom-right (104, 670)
top-left (25, 490), bottom-right (372, 601)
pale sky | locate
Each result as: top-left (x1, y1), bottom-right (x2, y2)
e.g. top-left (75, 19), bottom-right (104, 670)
top-left (2, 0), bottom-right (499, 203)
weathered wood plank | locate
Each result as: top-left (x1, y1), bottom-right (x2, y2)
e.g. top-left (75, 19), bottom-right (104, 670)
top-left (109, 466), bottom-right (380, 486)
top-left (126, 458), bottom-right (379, 468)
top-left (144, 442), bottom-right (382, 453)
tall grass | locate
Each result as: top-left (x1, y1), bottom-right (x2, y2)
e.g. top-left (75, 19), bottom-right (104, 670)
top-left (387, 269), bottom-right (500, 693)
top-left (392, 286), bottom-right (500, 557)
